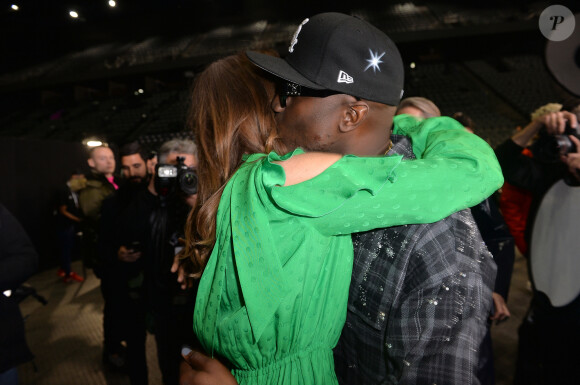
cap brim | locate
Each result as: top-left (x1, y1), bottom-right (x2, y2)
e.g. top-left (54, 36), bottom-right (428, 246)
top-left (246, 51), bottom-right (324, 90)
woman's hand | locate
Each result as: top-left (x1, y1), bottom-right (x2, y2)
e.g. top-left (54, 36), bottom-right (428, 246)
top-left (180, 347), bottom-right (238, 385)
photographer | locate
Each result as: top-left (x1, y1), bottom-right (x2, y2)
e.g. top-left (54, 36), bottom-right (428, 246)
top-left (494, 100), bottom-right (580, 385)
top-left (115, 139), bottom-right (198, 385)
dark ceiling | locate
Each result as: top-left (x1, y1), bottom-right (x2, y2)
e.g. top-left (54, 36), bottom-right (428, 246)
top-left (0, 0), bottom-right (578, 109)
top-left (3, 0), bottom-right (577, 75)
top-left (1, 0), bottom-right (362, 74)
top-left (0, 0), bottom-right (577, 148)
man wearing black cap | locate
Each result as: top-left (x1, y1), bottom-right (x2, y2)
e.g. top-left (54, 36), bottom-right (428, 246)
top-left (181, 12), bottom-right (497, 385)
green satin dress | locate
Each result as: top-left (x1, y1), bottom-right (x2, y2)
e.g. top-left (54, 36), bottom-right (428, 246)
top-left (193, 115), bottom-right (503, 384)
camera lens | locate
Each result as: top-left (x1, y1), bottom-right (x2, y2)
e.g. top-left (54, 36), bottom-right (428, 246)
top-left (178, 169), bottom-right (198, 195)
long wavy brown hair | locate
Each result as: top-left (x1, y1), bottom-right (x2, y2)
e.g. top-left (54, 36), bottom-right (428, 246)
top-left (181, 52), bottom-right (288, 277)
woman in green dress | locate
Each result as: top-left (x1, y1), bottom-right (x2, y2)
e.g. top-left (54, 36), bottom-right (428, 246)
top-left (180, 53), bottom-right (503, 385)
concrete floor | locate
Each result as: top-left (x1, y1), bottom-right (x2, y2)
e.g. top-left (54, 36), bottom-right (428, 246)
top-left (16, 252), bottom-right (532, 385)
top-left (489, 250), bottom-right (532, 385)
top-left (17, 260), bottom-right (161, 385)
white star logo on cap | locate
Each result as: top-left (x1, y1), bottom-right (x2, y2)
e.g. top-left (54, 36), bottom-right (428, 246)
top-left (364, 49), bottom-right (385, 73)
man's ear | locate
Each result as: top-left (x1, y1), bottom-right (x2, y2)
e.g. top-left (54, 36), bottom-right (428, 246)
top-left (87, 158), bottom-right (95, 169)
top-left (340, 102), bottom-right (369, 133)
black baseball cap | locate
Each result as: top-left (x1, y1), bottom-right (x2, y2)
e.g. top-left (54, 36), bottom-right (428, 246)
top-left (247, 12), bottom-right (405, 106)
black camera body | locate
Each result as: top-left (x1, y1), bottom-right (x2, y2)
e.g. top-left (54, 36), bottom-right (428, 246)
top-left (553, 124), bottom-right (579, 155)
top-left (154, 156), bottom-right (198, 197)
top-left (533, 123), bottom-right (580, 162)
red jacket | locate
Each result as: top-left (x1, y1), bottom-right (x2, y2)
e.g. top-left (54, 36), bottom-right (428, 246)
top-left (498, 148), bottom-right (533, 255)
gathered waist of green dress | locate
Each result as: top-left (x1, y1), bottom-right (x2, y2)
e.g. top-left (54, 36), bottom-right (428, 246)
top-left (233, 346), bottom-right (337, 385)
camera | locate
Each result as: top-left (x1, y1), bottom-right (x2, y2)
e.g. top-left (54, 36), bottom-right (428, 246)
top-left (553, 124), bottom-right (579, 155)
top-left (154, 156), bottom-right (198, 197)
top-left (533, 122), bottom-right (580, 162)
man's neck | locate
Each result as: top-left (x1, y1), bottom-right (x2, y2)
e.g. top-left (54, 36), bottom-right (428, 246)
top-left (346, 135), bottom-right (392, 156)
top-left (377, 139), bottom-right (393, 156)
top-left (346, 104), bottom-right (395, 156)
top-left (343, 118), bottom-right (393, 156)
top-left (91, 170), bottom-right (112, 179)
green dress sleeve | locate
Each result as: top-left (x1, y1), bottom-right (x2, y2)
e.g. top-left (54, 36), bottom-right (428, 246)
top-left (265, 115), bottom-right (504, 236)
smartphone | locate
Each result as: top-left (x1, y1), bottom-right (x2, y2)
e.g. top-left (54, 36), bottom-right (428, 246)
top-left (130, 241), bottom-right (142, 253)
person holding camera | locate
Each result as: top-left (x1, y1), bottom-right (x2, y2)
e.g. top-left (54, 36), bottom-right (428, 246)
top-left (113, 138), bottom-right (198, 385)
top-left (494, 99), bottom-right (580, 385)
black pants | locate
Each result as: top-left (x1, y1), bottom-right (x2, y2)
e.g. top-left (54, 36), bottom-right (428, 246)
top-left (124, 296), bottom-right (148, 385)
top-left (151, 304), bottom-right (197, 385)
top-left (514, 292), bottom-right (580, 385)
top-left (101, 268), bottom-right (149, 384)
top-left (56, 225), bottom-right (76, 275)
top-left (100, 269), bottom-right (126, 357)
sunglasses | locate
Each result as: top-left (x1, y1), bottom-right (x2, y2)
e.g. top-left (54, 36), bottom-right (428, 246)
top-left (277, 81), bottom-right (355, 108)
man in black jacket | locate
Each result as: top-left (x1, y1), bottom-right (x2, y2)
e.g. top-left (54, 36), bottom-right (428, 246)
top-left (98, 141), bottom-right (152, 383)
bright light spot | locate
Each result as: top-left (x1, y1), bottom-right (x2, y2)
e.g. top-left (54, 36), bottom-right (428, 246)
top-left (69, 10), bottom-right (79, 18)
top-left (3, 290), bottom-right (12, 297)
top-left (364, 49), bottom-right (385, 73)
top-left (138, 89), bottom-right (144, 94)
top-left (410, 62), bottom-right (416, 69)
top-left (83, 138), bottom-right (106, 147)
top-left (108, 0), bottom-right (116, 7)
top-left (11, 4), bottom-right (19, 11)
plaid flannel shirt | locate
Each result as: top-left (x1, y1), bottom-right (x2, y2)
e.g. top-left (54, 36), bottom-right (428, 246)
top-left (333, 135), bottom-right (497, 385)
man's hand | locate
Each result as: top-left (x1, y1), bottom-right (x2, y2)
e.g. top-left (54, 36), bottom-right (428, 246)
top-left (180, 347), bottom-right (238, 385)
top-left (117, 245), bottom-right (141, 263)
top-left (490, 292), bottom-right (510, 323)
top-left (171, 253), bottom-right (191, 290)
top-left (537, 110), bottom-right (578, 135)
top-left (512, 110), bottom-right (579, 147)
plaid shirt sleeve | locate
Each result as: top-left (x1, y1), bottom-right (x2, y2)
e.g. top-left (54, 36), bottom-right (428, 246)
top-left (334, 210), bottom-right (496, 385)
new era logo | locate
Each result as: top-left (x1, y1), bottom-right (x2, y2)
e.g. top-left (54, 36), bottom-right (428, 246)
top-left (337, 71), bottom-right (353, 84)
